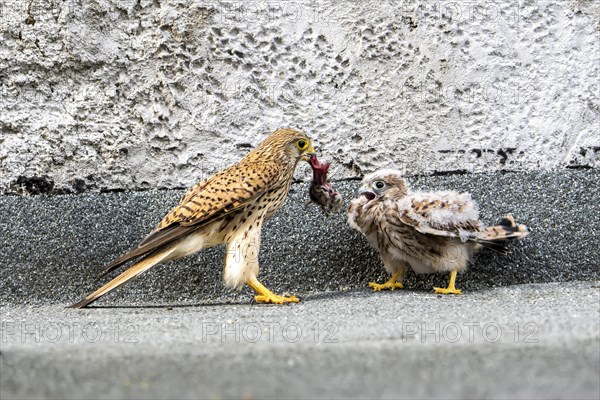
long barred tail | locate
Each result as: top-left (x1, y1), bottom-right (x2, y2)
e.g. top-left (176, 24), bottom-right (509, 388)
top-left (476, 214), bottom-right (529, 254)
top-left (68, 246), bottom-right (176, 309)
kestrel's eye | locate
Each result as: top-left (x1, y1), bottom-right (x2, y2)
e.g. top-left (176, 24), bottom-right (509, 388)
top-left (296, 139), bottom-right (308, 150)
top-left (374, 181), bottom-right (385, 190)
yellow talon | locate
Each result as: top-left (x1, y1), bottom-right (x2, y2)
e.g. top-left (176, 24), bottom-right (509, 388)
top-left (433, 287), bottom-right (462, 295)
top-left (368, 272), bottom-right (404, 292)
top-left (433, 270), bottom-right (462, 295)
top-left (369, 281), bottom-right (404, 291)
top-left (247, 277), bottom-right (299, 304)
top-left (254, 294), bottom-right (299, 304)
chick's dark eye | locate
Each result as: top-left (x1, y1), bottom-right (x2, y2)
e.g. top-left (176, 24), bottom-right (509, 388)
top-left (297, 140), bottom-right (307, 150)
top-left (375, 181), bottom-right (385, 189)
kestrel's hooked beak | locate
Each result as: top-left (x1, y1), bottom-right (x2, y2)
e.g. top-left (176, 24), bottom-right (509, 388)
top-left (359, 186), bottom-right (377, 202)
top-left (301, 143), bottom-right (316, 162)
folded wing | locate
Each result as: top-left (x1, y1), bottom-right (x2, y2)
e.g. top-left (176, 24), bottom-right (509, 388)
top-left (99, 161), bottom-right (282, 277)
top-left (393, 190), bottom-right (482, 240)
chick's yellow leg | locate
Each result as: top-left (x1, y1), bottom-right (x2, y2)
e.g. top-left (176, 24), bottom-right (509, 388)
top-left (369, 271), bottom-right (404, 292)
top-left (433, 270), bottom-right (462, 295)
top-left (247, 277), bottom-right (299, 304)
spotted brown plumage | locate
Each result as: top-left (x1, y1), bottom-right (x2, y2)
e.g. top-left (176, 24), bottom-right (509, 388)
top-left (69, 128), bottom-right (315, 308)
top-left (348, 169), bottom-right (529, 295)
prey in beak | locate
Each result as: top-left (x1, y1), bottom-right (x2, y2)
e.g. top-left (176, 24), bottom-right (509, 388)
top-left (307, 154), bottom-right (343, 215)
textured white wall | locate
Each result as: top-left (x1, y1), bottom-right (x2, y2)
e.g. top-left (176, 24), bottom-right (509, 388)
top-left (1, 0), bottom-right (598, 193)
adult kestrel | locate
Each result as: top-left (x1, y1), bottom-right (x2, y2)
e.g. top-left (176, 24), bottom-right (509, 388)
top-left (348, 169), bottom-right (528, 294)
top-left (70, 128), bottom-right (315, 308)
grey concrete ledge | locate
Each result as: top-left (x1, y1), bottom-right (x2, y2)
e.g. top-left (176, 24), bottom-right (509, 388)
top-left (1, 282), bottom-right (599, 399)
top-left (0, 169), bottom-right (598, 306)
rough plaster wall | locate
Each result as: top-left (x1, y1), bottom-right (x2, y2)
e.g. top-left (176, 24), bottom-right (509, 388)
top-left (0, 0), bottom-right (598, 194)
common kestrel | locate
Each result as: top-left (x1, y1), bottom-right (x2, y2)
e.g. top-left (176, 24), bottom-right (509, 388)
top-left (70, 128), bottom-right (315, 308)
top-left (348, 169), bottom-right (528, 294)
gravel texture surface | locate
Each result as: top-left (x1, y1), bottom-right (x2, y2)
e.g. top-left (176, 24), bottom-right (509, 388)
top-left (1, 169), bottom-right (598, 307)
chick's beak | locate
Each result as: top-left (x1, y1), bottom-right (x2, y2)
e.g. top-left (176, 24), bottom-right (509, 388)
top-left (359, 186), bottom-right (376, 202)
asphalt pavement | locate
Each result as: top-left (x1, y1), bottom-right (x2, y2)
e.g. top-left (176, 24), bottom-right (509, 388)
top-left (1, 169), bottom-right (598, 307)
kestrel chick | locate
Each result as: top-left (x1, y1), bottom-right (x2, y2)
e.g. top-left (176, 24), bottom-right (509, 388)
top-left (348, 169), bottom-right (528, 294)
top-left (70, 128), bottom-right (315, 308)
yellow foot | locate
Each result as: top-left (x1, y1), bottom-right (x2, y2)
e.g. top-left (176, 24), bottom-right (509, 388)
top-left (434, 271), bottom-right (462, 294)
top-left (368, 281), bottom-right (404, 292)
top-left (433, 286), bottom-right (462, 295)
top-left (254, 294), bottom-right (299, 304)
top-left (247, 278), bottom-right (299, 305)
